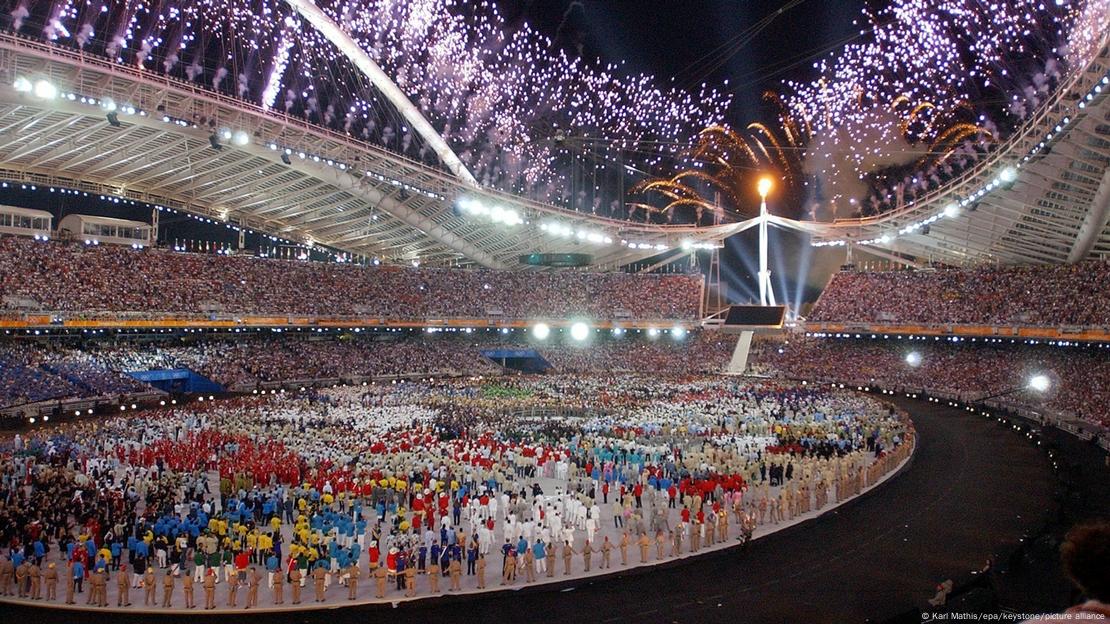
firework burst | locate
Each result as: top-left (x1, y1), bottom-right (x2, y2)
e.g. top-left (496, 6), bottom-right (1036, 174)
top-left (1, 0), bottom-right (731, 212)
top-left (637, 0), bottom-right (1108, 221)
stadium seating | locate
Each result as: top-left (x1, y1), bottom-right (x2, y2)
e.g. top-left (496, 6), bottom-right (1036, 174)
top-left (0, 236), bottom-right (702, 320)
top-left (0, 331), bottom-right (736, 406)
top-left (752, 337), bottom-right (1110, 429)
top-left (810, 263), bottom-right (1110, 326)
top-left (0, 342), bottom-right (148, 408)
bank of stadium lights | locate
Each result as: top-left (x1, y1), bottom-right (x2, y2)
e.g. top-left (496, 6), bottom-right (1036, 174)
top-left (457, 198), bottom-right (523, 226)
top-left (646, 327), bottom-right (660, 339)
top-left (813, 163), bottom-right (1023, 248)
top-left (266, 142), bottom-right (352, 174)
top-left (541, 222), bottom-right (671, 251)
top-left (159, 113), bottom-right (193, 128)
top-left (542, 221), bottom-right (574, 237)
top-left (681, 240), bottom-right (722, 251)
top-left (364, 172), bottom-right (443, 200)
top-left (13, 76), bottom-right (58, 100)
top-left (905, 352), bottom-right (922, 367)
top-left (611, 327), bottom-right (625, 336)
top-left (211, 128), bottom-right (249, 149)
top-left (1077, 71), bottom-right (1110, 110)
top-left (569, 322), bottom-right (590, 342)
top-left (541, 221), bottom-right (613, 245)
top-left (623, 240), bottom-right (669, 252)
top-left (671, 326), bottom-right (687, 340)
top-left (13, 76), bottom-right (166, 131)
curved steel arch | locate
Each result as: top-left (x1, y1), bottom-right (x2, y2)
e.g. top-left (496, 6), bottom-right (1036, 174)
top-left (282, 0), bottom-right (479, 188)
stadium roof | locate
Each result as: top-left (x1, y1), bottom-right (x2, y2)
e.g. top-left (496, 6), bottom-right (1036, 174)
top-left (3, 29), bottom-right (1108, 271)
top-left (810, 40), bottom-right (1110, 266)
top-left (0, 34), bottom-right (742, 271)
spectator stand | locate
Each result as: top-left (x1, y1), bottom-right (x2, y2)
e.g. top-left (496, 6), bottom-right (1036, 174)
top-left (0, 205), bottom-right (51, 238)
top-left (752, 337), bottom-right (1110, 452)
top-left (0, 389), bottom-right (165, 427)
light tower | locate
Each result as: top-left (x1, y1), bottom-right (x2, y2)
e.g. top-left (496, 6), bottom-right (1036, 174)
top-left (756, 176), bottom-right (777, 306)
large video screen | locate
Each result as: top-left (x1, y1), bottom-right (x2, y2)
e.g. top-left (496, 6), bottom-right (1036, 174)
top-left (723, 305), bottom-right (786, 327)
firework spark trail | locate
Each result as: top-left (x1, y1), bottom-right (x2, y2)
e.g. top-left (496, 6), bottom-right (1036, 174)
top-left (637, 0), bottom-right (1108, 223)
top-left (0, 0), bottom-right (731, 207)
top-left (3, 0), bottom-right (1107, 223)
top-left (780, 0), bottom-right (1109, 217)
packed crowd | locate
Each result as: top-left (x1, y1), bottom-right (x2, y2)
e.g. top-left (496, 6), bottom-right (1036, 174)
top-left (0, 343), bottom-right (149, 409)
top-left (0, 375), bottom-right (911, 610)
top-left (540, 332), bottom-right (736, 375)
top-left (164, 338), bottom-right (504, 389)
top-left (0, 237), bottom-right (702, 320)
top-left (752, 336), bottom-right (1110, 429)
top-left (0, 332), bottom-right (738, 404)
top-left (810, 263), bottom-right (1110, 326)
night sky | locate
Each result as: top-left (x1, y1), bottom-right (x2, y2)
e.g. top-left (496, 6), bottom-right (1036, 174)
top-left (502, 0), bottom-right (865, 118)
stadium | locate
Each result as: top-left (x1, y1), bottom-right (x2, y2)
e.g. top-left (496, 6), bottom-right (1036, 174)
top-left (0, 1), bottom-right (1107, 623)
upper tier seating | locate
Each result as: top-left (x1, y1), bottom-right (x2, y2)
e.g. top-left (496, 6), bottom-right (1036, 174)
top-left (810, 263), bottom-right (1110, 327)
top-left (0, 236), bottom-right (702, 320)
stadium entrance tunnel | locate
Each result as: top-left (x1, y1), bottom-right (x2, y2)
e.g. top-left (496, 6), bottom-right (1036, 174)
top-left (481, 348), bottom-right (552, 374)
top-left (125, 368), bottom-right (225, 394)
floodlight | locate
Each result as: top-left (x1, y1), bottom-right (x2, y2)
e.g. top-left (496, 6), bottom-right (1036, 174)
top-left (532, 322), bottom-right (550, 340)
top-left (1028, 374), bottom-right (1050, 393)
top-left (33, 79), bottom-right (57, 100)
top-left (570, 322), bottom-right (590, 341)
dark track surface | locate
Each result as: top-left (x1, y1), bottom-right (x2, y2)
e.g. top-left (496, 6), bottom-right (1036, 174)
top-left (8, 398), bottom-right (1057, 624)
